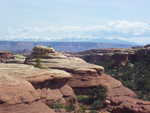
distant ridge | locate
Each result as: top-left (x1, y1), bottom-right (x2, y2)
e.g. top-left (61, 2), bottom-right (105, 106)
top-left (0, 41), bottom-right (136, 53)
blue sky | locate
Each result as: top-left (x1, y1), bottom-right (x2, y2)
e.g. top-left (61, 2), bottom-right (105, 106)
top-left (0, 0), bottom-right (150, 44)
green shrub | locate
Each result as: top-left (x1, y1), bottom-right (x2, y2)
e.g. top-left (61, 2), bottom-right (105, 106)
top-left (49, 101), bottom-right (75, 112)
top-left (89, 86), bottom-right (107, 110)
top-left (77, 86), bottom-right (107, 110)
top-left (91, 100), bottom-right (104, 110)
top-left (78, 105), bottom-right (87, 113)
top-left (105, 58), bottom-right (150, 101)
top-left (64, 103), bottom-right (75, 112)
top-left (49, 101), bottom-right (64, 110)
top-left (77, 95), bottom-right (91, 104)
top-left (89, 110), bottom-right (98, 113)
top-left (35, 58), bottom-right (42, 68)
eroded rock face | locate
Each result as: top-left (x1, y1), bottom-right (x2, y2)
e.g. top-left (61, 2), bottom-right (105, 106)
top-left (24, 46), bottom-right (150, 113)
top-left (0, 51), bottom-right (14, 63)
top-left (75, 46), bottom-right (150, 67)
top-left (73, 46), bottom-right (150, 113)
top-left (1, 45), bottom-right (150, 113)
top-left (108, 96), bottom-right (150, 113)
top-left (0, 63), bottom-right (76, 113)
top-left (25, 46), bottom-right (104, 89)
top-left (102, 74), bottom-right (150, 113)
top-left (0, 68), bottom-right (55, 113)
top-left (75, 48), bottom-right (133, 67)
top-left (0, 102), bottom-right (56, 113)
top-left (0, 74), bottom-right (39, 105)
top-left (31, 46), bottom-right (56, 58)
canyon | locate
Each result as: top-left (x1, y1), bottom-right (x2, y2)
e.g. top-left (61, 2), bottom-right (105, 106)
top-left (0, 45), bottom-right (150, 113)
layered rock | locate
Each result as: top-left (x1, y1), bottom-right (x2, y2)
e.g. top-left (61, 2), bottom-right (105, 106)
top-left (75, 46), bottom-right (150, 67)
top-left (0, 63), bottom-right (75, 113)
top-left (103, 73), bottom-right (150, 113)
top-left (7, 54), bottom-right (26, 64)
top-left (24, 46), bottom-right (150, 113)
top-left (0, 51), bottom-right (27, 64)
top-left (0, 51), bottom-right (14, 63)
top-left (31, 46), bottom-right (55, 58)
top-left (108, 96), bottom-right (150, 113)
top-left (73, 46), bottom-right (150, 113)
top-left (25, 46), bottom-right (104, 88)
top-left (1, 45), bottom-right (150, 113)
top-left (0, 72), bottom-right (55, 113)
top-left (0, 102), bottom-right (55, 113)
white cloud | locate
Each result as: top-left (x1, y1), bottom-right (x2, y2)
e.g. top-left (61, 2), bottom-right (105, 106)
top-left (105, 36), bottom-right (150, 44)
top-left (1, 20), bottom-right (150, 44)
top-left (108, 20), bottom-right (150, 35)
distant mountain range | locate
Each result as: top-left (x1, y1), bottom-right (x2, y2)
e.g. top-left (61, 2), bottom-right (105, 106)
top-left (0, 41), bottom-right (137, 53)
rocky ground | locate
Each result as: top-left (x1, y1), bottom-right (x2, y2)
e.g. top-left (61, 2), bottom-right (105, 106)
top-left (0, 45), bottom-right (150, 113)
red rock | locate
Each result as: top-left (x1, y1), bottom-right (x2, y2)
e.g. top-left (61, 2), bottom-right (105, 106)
top-left (0, 75), bottom-right (39, 104)
top-left (21, 46), bottom-right (150, 113)
top-left (0, 51), bottom-right (14, 63)
top-left (109, 96), bottom-right (150, 113)
top-left (0, 101), bottom-right (55, 113)
top-left (0, 64), bottom-right (74, 113)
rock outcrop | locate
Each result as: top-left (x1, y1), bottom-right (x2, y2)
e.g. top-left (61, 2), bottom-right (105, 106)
top-left (75, 45), bottom-right (150, 67)
top-left (1, 45), bottom-right (150, 113)
top-left (75, 48), bottom-right (132, 67)
top-left (73, 45), bottom-right (150, 113)
top-left (24, 46), bottom-right (150, 113)
top-left (108, 96), bottom-right (150, 113)
top-left (25, 46), bottom-right (104, 88)
top-left (0, 63), bottom-right (75, 113)
top-left (0, 51), bottom-right (14, 63)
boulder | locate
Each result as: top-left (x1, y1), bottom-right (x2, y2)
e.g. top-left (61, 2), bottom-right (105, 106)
top-left (31, 46), bottom-right (56, 58)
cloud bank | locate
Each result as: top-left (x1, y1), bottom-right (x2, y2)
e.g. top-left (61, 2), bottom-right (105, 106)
top-left (1, 20), bottom-right (150, 44)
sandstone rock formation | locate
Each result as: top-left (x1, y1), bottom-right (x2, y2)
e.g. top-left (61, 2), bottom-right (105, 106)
top-left (73, 46), bottom-right (150, 113)
top-left (0, 51), bottom-right (14, 63)
top-left (7, 54), bottom-right (26, 64)
top-left (1, 45), bottom-right (150, 113)
top-left (24, 46), bottom-right (150, 113)
top-left (25, 46), bottom-right (104, 87)
top-left (31, 46), bottom-right (55, 58)
top-left (75, 45), bottom-right (150, 67)
top-left (0, 63), bottom-right (75, 113)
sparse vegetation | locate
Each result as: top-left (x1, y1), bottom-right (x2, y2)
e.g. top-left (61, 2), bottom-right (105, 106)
top-left (49, 100), bottom-right (75, 112)
top-left (77, 86), bottom-right (107, 111)
top-left (101, 54), bottom-right (150, 101)
top-left (77, 95), bottom-right (91, 105)
top-left (34, 58), bottom-right (42, 68)
top-left (78, 105), bottom-right (87, 113)
top-left (64, 103), bottom-right (75, 112)
top-left (49, 101), bottom-right (64, 110)
top-left (89, 110), bottom-right (98, 113)
top-left (89, 86), bottom-right (107, 110)
top-left (14, 54), bottom-right (25, 59)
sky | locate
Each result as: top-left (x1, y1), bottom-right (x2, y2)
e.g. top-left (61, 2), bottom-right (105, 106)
top-left (0, 0), bottom-right (150, 44)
